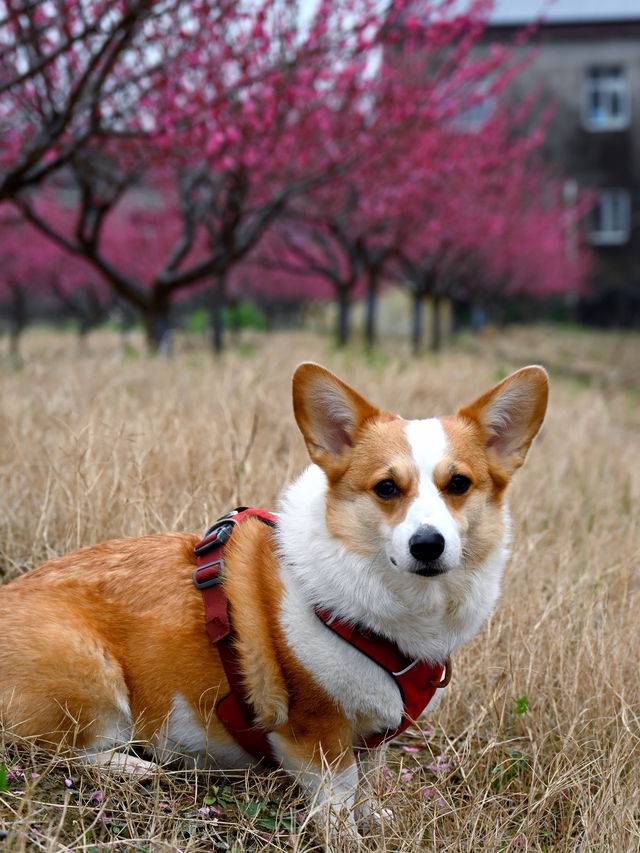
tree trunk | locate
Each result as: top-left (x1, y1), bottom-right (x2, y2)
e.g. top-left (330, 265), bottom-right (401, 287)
top-left (8, 284), bottom-right (26, 367)
top-left (210, 271), bottom-right (227, 355)
top-left (144, 290), bottom-right (172, 355)
top-left (411, 291), bottom-right (423, 356)
top-left (9, 327), bottom-right (22, 367)
top-left (336, 290), bottom-right (350, 347)
top-left (364, 268), bottom-right (377, 348)
top-left (431, 294), bottom-right (442, 352)
top-left (77, 324), bottom-right (90, 357)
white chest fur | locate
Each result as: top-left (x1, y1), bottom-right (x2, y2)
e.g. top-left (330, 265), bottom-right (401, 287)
top-left (279, 582), bottom-right (406, 736)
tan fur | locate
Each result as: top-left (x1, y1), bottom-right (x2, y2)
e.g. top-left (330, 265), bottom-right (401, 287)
top-left (0, 533), bottom-right (232, 749)
top-left (326, 418), bottom-right (419, 554)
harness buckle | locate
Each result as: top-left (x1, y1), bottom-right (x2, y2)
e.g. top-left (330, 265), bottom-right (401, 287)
top-left (194, 519), bottom-right (237, 556)
top-left (193, 559), bottom-right (225, 590)
top-left (426, 658), bottom-right (452, 689)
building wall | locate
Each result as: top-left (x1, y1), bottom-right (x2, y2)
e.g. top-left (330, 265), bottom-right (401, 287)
top-left (483, 21), bottom-right (640, 325)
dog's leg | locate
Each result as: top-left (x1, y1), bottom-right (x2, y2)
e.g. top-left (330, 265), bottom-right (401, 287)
top-left (270, 730), bottom-right (362, 842)
top-left (354, 745), bottom-right (394, 831)
top-left (78, 717), bottom-right (158, 780)
top-left (81, 747), bottom-right (157, 779)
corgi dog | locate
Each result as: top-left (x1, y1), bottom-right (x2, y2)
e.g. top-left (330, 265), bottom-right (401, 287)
top-left (0, 363), bottom-right (548, 836)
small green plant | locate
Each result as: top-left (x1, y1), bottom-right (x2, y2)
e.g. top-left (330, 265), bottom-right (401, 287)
top-left (61, 319), bottom-right (81, 334)
top-left (223, 301), bottom-right (267, 331)
top-left (493, 367), bottom-right (508, 382)
top-left (122, 340), bottom-right (139, 360)
top-left (512, 695), bottom-right (529, 717)
top-left (236, 341), bottom-right (256, 358)
top-left (363, 344), bottom-right (390, 370)
top-left (238, 795), bottom-right (293, 833)
top-left (186, 307), bottom-right (208, 334)
top-left (0, 762), bottom-right (8, 792)
top-left (490, 747), bottom-right (530, 791)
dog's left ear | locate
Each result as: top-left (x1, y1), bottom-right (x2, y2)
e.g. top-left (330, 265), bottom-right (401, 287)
top-left (292, 362), bottom-right (379, 476)
top-left (458, 366), bottom-right (549, 480)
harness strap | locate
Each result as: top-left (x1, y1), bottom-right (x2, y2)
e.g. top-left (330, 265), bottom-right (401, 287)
top-left (193, 507), bottom-right (278, 764)
top-left (314, 606), bottom-right (450, 750)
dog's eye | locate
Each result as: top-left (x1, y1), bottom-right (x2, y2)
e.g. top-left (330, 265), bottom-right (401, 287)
top-left (447, 474), bottom-right (471, 495)
top-left (373, 479), bottom-right (400, 499)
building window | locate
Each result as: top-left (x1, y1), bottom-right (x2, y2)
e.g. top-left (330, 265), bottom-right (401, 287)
top-left (452, 78), bottom-right (496, 132)
top-left (460, 96), bottom-right (496, 130)
top-left (583, 66), bottom-right (630, 131)
top-left (588, 190), bottom-right (631, 245)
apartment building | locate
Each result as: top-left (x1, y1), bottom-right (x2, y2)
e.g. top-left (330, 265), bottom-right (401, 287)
top-left (484, 0), bottom-right (640, 325)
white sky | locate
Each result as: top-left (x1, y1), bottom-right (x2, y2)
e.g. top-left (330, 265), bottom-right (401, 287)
top-left (489, 0), bottom-right (640, 24)
top-left (298, 0), bottom-right (640, 28)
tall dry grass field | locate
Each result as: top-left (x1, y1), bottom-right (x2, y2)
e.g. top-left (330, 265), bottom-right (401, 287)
top-left (1, 327), bottom-right (639, 852)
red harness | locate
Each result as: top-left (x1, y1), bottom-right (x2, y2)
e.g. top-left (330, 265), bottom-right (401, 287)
top-left (193, 507), bottom-right (278, 763)
top-left (193, 508), bottom-right (450, 762)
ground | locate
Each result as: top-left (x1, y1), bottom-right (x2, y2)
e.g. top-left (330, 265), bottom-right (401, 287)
top-left (1, 325), bottom-right (639, 851)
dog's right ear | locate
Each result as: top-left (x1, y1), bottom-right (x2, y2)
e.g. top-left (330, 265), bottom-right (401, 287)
top-left (292, 363), bottom-right (379, 477)
top-left (457, 365), bottom-right (549, 485)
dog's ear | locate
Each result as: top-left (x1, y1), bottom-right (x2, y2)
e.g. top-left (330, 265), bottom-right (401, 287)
top-left (292, 363), bottom-right (379, 475)
top-left (457, 366), bottom-right (549, 482)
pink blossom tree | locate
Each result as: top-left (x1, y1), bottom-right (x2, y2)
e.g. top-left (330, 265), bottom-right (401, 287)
top-left (392, 118), bottom-right (591, 352)
top-left (6, 0), bottom-right (433, 351)
top-left (246, 1), bottom-right (540, 346)
top-left (250, 100), bottom-right (591, 352)
top-left (0, 203), bottom-right (113, 360)
top-left (0, 0), bottom-right (192, 199)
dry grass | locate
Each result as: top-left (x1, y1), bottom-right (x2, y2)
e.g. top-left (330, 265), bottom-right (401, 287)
top-left (1, 325), bottom-right (639, 852)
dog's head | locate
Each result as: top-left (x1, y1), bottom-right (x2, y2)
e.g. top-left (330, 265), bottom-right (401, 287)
top-left (292, 363), bottom-right (548, 579)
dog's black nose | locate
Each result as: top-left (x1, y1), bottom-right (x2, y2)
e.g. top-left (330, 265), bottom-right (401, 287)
top-left (409, 526), bottom-right (445, 564)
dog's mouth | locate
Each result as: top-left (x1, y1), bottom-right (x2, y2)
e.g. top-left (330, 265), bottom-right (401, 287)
top-left (411, 561), bottom-right (448, 578)
top-left (389, 555), bottom-right (448, 577)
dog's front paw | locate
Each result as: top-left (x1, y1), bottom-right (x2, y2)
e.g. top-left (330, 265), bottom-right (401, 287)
top-left (313, 804), bottom-right (363, 848)
top-left (355, 798), bottom-right (394, 834)
top-left (81, 749), bottom-right (158, 781)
